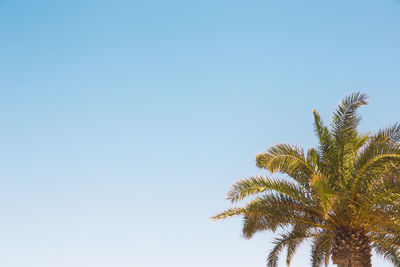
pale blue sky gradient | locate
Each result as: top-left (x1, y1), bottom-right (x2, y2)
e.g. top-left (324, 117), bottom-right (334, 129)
top-left (0, 0), bottom-right (400, 266)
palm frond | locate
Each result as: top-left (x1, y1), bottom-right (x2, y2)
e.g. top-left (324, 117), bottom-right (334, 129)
top-left (267, 228), bottom-right (310, 267)
top-left (310, 233), bottom-right (332, 267)
top-left (372, 240), bottom-right (400, 266)
top-left (241, 194), bottom-right (329, 238)
top-left (330, 92), bottom-right (368, 183)
top-left (286, 224), bottom-right (310, 266)
top-left (331, 92), bottom-right (368, 143)
top-left (227, 176), bottom-right (311, 204)
top-left (211, 207), bottom-right (245, 221)
top-left (312, 110), bottom-right (334, 171)
top-left (256, 144), bottom-right (315, 186)
top-left (369, 123), bottom-right (400, 144)
top-left (352, 142), bottom-right (400, 199)
top-left (309, 175), bottom-right (337, 218)
top-left (306, 147), bottom-right (322, 173)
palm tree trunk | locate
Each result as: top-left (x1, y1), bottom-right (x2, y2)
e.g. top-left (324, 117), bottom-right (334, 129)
top-left (334, 259), bottom-right (372, 267)
top-left (331, 228), bottom-right (372, 267)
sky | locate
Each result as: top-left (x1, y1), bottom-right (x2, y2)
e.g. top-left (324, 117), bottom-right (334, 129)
top-left (0, 0), bottom-right (399, 266)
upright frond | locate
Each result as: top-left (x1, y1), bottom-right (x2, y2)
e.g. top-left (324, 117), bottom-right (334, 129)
top-left (331, 92), bottom-right (368, 143)
top-left (313, 110), bottom-right (333, 169)
top-left (331, 92), bottom-right (368, 183)
top-left (306, 147), bottom-right (321, 174)
top-left (310, 175), bottom-right (336, 218)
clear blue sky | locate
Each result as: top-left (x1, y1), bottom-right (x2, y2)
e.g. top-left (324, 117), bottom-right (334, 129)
top-left (0, 0), bottom-right (399, 266)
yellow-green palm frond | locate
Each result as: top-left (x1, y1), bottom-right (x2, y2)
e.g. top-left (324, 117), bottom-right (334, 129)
top-left (256, 144), bottom-right (316, 187)
top-left (310, 232), bottom-right (332, 267)
top-left (352, 141), bottom-right (400, 200)
top-left (309, 175), bottom-right (337, 219)
top-left (227, 176), bottom-right (311, 204)
top-left (240, 194), bottom-right (329, 238)
top-left (371, 238), bottom-right (400, 266)
top-left (313, 110), bottom-right (334, 168)
top-left (306, 147), bottom-right (322, 173)
top-left (352, 124), bottom-right (400, 191)
top-left (369, 123), bottom-right (400, 144)
top-left (329, 92), bottom-right (368, 185)
top-left (211, 207), bottom-right (245, 221)
top-left (286, 224), bottom-right (312, 266)
top-left (267, 225), bottom-right (312, 267)
top-left (330, 92), bottom-right (368, 145)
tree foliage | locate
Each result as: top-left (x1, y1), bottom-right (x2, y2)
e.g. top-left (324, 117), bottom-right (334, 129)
top-left (212, 92), bottom-right (400, 266)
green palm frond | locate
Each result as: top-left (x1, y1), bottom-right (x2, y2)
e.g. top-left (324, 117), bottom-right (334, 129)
top-left (267, 227), bottom-right (311, 267)
top-left (267, 234), bottom-right (286, 267)
top-left (286, 224), bottom-right (310, 266)
top-left (371, 233), bottom-right (400, 248)
top-left (330, 92), bottom-right (368, 183)
top-left (372, 240), bottom-right (400, 266)
top-left (227, 176), bottom-right (311, 204)
top-left (306, 147), bottom-right (321, 173)
top-left (211, 207), bottom-right (245, 221)
top-left (369, 123), bottom-right (400, 144)
top-left (309, 175), bottom-right (337, 218)
top-left (310, 233), bottom-right (332, 267)
top-left (313, 110), bottom-right (334, 171)
top-left (352, 142), bottom-right (400, 199)
top-left (241, 194), bottom-right (332, 238)
top-left (242, 196), bottom-right (299, 236)
top-left (331, 92), bottom-right (368, 144)
top-left (256, 144), bottom-right (315, 187)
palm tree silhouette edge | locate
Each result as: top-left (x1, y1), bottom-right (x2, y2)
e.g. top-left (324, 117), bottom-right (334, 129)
top-left (212, 92), bottom-right (400, 267)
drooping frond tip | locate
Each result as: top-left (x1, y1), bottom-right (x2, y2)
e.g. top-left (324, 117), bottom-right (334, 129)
top-left (211, 207), bottom-right (245, 221)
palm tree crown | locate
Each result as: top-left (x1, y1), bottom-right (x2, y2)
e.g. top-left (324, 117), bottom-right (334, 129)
top-left (213, 93), bottom-right (400, 267)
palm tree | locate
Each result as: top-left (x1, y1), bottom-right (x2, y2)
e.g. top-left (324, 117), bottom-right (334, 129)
top-left (213, 93), bottom-right (400, 267)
